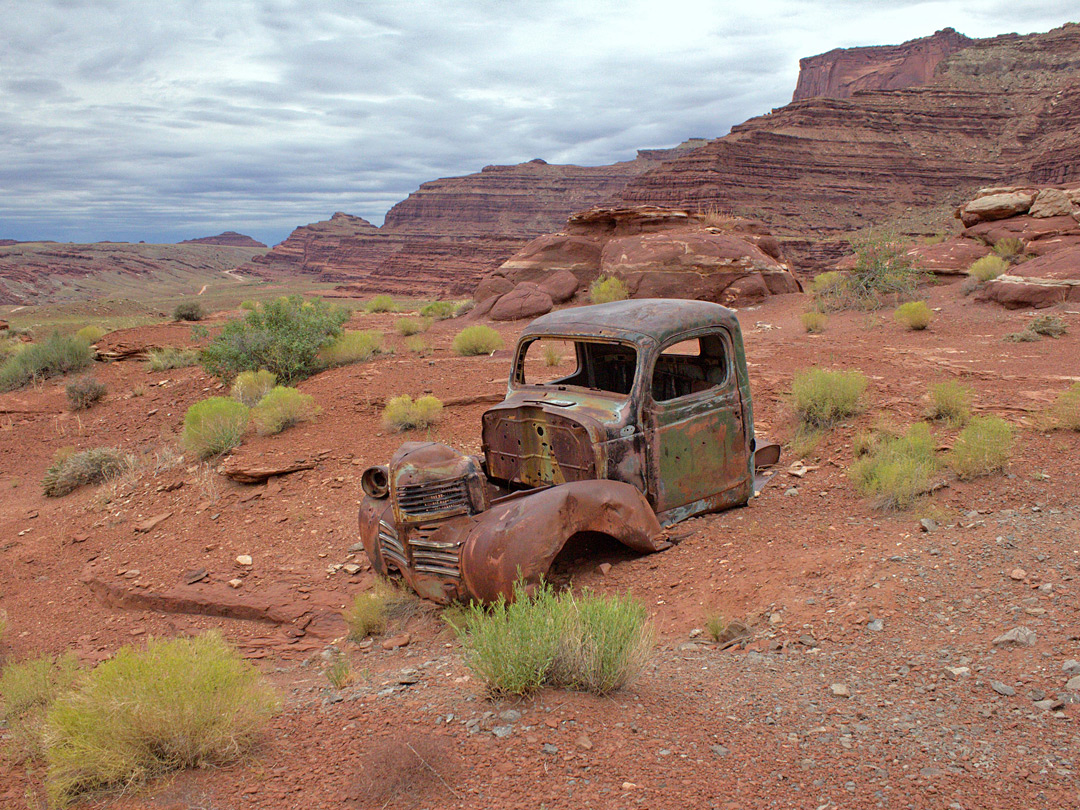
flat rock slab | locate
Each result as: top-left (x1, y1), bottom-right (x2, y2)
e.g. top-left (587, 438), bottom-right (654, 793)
top-left (80, 563), bottom-right (348, 639)
top-left (219, 454), bottom-right (317, 483)
top-left (134, 512), bottom-right (172, 533)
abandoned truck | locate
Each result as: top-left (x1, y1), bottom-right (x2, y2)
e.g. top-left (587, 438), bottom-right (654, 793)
top-left (358, 299), bottom-right (778, 604)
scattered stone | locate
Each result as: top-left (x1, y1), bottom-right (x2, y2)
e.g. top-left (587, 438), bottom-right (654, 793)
top-left (183, 568), bottom-right (208, 585)
top-left (347, 542), bottom-right (365, 553)
top-left (597, 562), bottom-right (612, 575)
top-left (381, 633), bottom-right (410, 650)
top-left (227, 578), bottom-right (243, 589)
top-left (688, 628), bottom-right (702, 639)
top-left (492, 725), bottom-right (513, 738)
top-left (397, 669), bottom-right (420, 685)
top-left (134, 512), bottom-right (172, 533)
top-left (867, 619), bottom-right (884, 632)
top-left (1034, 698), bottom-right (1065, 712)
top-left (342, 563), bottom-right (362, 575)
top-left (219, 455), bottom-right (316, 484)
top-left (499, 709), bottom-right (522, 722)
top-left (1009, 568), bottom-right (1027, 581)
top-left (1062, 660), bottom-right (1080, 676)
top-left (945, 666), bottom-right (971, 679)
top-left (621, 782), bottom-right (638, 791)
top-left (919, 518), bottom-right (938, 533)
top-left (992, 626), bottom-right (1036, 647)
top-left (1066, 675), bottom-right (1080, 691)
top-left (710, 744), bottom-right (730, 757)
top-left (799, 635), bottom-right (818, 648)
top-left (784, 487), bottom-right (799, 497)
top-left (830, 684), bottom-right (851, 698)
top-left (122, 569), bottom-right (141, 580)
top-left (576, 733), bottom-right (593, 750)
top-left (542, 743), bottom-right (558, 754)
top-left (990, 680), bottom-right (1016, 696)
top-left (236, 555), bottom-right (253, 566)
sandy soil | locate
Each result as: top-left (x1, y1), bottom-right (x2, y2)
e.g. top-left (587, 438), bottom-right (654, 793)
top-left (1, 284), bottom-right (1078, 809)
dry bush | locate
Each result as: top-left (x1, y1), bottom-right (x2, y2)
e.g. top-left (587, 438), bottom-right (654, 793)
top-left (790, 368), bottom-right (867, 428)
top-left (1004, 329), bottom-right (1040, 343)
top-left (230, 369), bottom-right (277, 406)
top-left (382, 394), bottom-right (443, 432)
top-left (947, 416), bottom-right (1014, 480)
top-left (344, 579), bottom-right (413, 640)
top-left (0, 332), bottom-right (93, 391)
top-left (44, 632), bottom-right (279, 807)
top-left (542, 342), bottom-right (563, 366)
top-left (365, 295), bottom-right (397, 313)
top-left (926, 380), bottom-right (972, 426)
top-left (420, 301), bottom-right (457, 320)
top-left (345, 733), bottom-right (459, 810)
top-left (454, 299), bottom-right (475, 317)
top-left (1051, 382), bottom-right (1080, 431)
top-left (182, 397), bottom-right (249, 459)
top-left (43, 447), bottom-right (129, 497)
top-left (967, 255), bottom-right (1008, 283)
top-left (395, 317), bottom-right (431, 336)
top-left (0, 652), bottom-right (80, 760)
top-left (817, 231), bottom-right (926, 311)
top-left (992, 237), bottom-right (1025, 261)
top-left (173, 301), bottom-right (204, 321)
top-left (1029, 314), bottom-right (1067, 337)
top-left (65, 376), bottom-right (106, 411)
top-left (894, 300), bottom-right (932, 330)
top-left (589, 275), bottom-right (629, 304)
top-left (251, 386), bottom-right (319, 435)
top-left (74, 325), bottom-right (106, 344)
top-left (404, 335), bottom-right (432, 356)
top-left (800, 310), bottom-right (827, 334)
top-left (318, 330), bottom-right (384, 366)
top-left (849, 423), bottom-right (937, 510)
top-left (451, 325), bottom-right (503, 356)
top-left (146, 347), bottom-right (198, 371)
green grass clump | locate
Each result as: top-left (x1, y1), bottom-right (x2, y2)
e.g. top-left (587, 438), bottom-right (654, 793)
top-left (704, 614), bottom-right (728, 643)
top-left (992, 237), bottom-right (1025, 260)
top-left (800, 310), bottom-right (827, 333)
top-left (810, 271), bottom-right (843, 296)
top-left (364, 295), bottom-right (398, 313)
top-left (173, 301), bottom-right (205, 322)
top-left (1, 653), bottom-right (80, 760)
top-left (589, 275), bottom-right (629, 304)
top-left (850, 423), bottom-right (937, 510)
top-left (44, 632), bottom-right (279, 807)
top-left (182, 397), bottom-right (249, 459)
top-left (460, 582), bottom-right (653, 697)
top-left (324, 656), bottom-right (353, 690)
top-left (926, 380), bottom-right (972, 426)
top-left (394, 317), bottom-right (430, 336)
top-left (239, 299), bottom-right (258, 311)
top-left (947, 416), bottom-right (1014, 480)
top-left (230, 369), bottom-right (276, 406)
top-left (43, 447), bottom-right (129, 497)
top-left (318, 329), bottom-right (384, 367)
top-left (1029, 314), bottom-right (1067, 337)
top-left (146, 347), bottom-right (198, 371)
top-left (451, 325), bottom-right (503, 356)
top-left (542, 342), bottom-right (563, 366)
top-left (344, 580), bottom-right (395, 640)
top-left (251, 386), bottom-right (319, 435)
top-left (404, 335), bottom-right (432, 356)
top-left (65, 376), bottom-right (106, 411)
top-left (967, 255), bottom-right (1008, 283)
top-left (74, 325), bottom-right (106, 344)
top-left (894, 300), bottom-right (932, 330)
top-left (420, 301), bottom-right (457, 320)
top-left (200, 295), bottom-right (348, 384)
top-left (1051, 382), bottom-right (1080, 431)
top-left (0, 332), bottom-right (94, 391)
top-left (790, 368), bottom-right (867, 428)
top-left (382, 394), bottom-right (443, 432)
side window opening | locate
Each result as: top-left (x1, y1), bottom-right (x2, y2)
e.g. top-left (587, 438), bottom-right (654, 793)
top-left (651, 335), bottom-right (728, 402)
top-left (519, 339), bottom-right (637, 396)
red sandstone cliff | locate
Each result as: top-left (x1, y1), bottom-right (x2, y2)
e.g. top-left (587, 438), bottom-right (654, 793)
top-left (792, 28), bottom-right (972, 101)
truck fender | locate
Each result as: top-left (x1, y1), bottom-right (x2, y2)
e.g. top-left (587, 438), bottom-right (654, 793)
top-left (459, 479), bottom-right (668, 603)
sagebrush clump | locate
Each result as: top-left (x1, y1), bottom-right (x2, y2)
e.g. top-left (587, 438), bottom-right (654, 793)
top-left (365, 295), bottom-right (397, 313)
top-left (251, 386), bottom-right (319, 435)
top-left (0, 332), bottom-right (93, 391)
top-left (318, 330), bottom-right (384, 367)
top-left (926, 380), bottom-right (972, 426)
top-left (894, 301), bottom-right (932, 330)
top-left (43, 447), bottom-right (129, 497)
top-left (1028, 314), bottom-right (1067, 338)
top-left (173, 301), bottom-right (204, 322)
top-left (992, 237), bottom-right (1025, 261)
top-left (947, 416), bottom-right (1014, 480)
top-left (967, 255), bottom-right (1008, 283)
top-left (146, 347), bottom-right (198, 371)
top-left (404, 335), bottom-right (432, 356)
top-left (800, 310), bottom-right (827, 334)
top-left (0, 652), bottom-right (79, 760)
top-left (451, 325), bottom-right (503, 356)
top-left (230, 369), bottom-right (276, 407)
top-left (382, 394), bottom-right (443, 431)
top-left (343, 580), bottom-right (398, 640)
top-left (182, 397), bottom-right (249, 458)
top-left (44, 633), bottom-right (279, 807)
top-left (589, 275), bottom-right (629, 304)
top-left (790, 368), bottom-right (867, 428)
top-left (1051, 382), bottom-right (1080, 431)
top-left (850, 423), bottom-right (937, 510)
top-left (394, 317), bottom-right (429, 336)
top-left (420, 301), bottom-right (457, 320)
top-left (74, 325), bottom-right (106, 344)
top-left (65, 376), bottom-right (106, 411)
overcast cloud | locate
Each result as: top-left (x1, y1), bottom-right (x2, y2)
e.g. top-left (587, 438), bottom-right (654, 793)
top-left (0, 0), bottom-right (1073, 245)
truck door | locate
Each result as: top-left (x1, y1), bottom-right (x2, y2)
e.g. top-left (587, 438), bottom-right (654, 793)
top-left (644, 330), bottom-right (749, 522)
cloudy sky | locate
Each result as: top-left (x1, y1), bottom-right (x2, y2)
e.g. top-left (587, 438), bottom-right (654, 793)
top-left (1, 1), bottom-right (1073, 246)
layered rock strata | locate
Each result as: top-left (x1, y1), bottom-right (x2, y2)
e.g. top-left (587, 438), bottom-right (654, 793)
top-left (180, 232), bottom-right (267, 248)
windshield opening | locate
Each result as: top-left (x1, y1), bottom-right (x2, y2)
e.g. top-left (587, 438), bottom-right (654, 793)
top-left (517, 338), bottom-right (638, 396)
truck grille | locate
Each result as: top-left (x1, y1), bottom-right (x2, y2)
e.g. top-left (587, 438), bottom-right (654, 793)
top-left (397, 477), bottom-right (470, 519)
top-left (408, 524), bottom-right (462, 579)
top-left (377, 519), bottom-right (408, 571)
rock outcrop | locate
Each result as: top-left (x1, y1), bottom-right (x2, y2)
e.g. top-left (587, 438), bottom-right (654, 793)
top-left (473, 206), bottom-right (801, 316)
top-left (180, 231), bottom-right (267, 248)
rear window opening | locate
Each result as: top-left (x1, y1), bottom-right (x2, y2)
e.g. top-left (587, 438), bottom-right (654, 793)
top-left (517, 338), bottom-right (638, 396)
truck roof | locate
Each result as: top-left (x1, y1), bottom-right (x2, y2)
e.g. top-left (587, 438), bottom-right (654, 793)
top-left (519, 298), bottom-right (742, 346)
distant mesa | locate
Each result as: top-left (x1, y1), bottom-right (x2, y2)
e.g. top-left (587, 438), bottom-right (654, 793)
top-left (0, 239), bottom-right (19, 247)
top-left (180, 231), bottom-right (267, 248)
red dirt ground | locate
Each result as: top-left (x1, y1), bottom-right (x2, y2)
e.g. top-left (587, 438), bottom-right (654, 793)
top-left (1, 284), bottom-right (1078, 809)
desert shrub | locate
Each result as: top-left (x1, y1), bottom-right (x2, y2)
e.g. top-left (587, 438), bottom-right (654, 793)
top-left (146, 347), bottom-right (198, 371)
top-left (1029, 314), bottom-right (1067, 337)
top-left (810, 271), bottom-right (843, 296)
top-left (0, 608), bottom-right (6, 647)
top-left (173, 301), bottom-right (204, 322)
top-left (365, 295), bottom-right (398, 313)
top-left (343, 579), bottom-right (399, 640)
top-left (182, 397), bottom-right (249, 459)
top-left (239, 299), bottom-right (258, 311)
top-left (947, 416), bottom-right (1014, 480)
top-left (74, 325), bottom-right (106, 344)
top-left (460, 582), bottom-right (652, 697)
top-left (251, 386), bottom-right (319, 435)
top-left (200, 295), bottom-right (348, 383)
top-left (818, 232), bottom-right (924, 311)
top-left (65, 376), bottom-right (106, 411)
top-left (454, 299), bottom-right (475, 317)
top-left (967, 255), bottom-right (1008, 283)
top-left (0, 653), bottom-right (80, 759)
top-left (420, 301), bottom-right (457, 320)
top-left (894, 300), bottom-right (932, 330)
top-left (790, 368), bottom-right (867, 428)
top-left (230, 369), bottom-right (277, 406)
top-left (926, 380), bottom-right (972, 426)
top-left (382, 394), bottom-right (443, 431)
top-left (451, 325), bottom-right (503, 356)
top-left (318, 329), bottom-right (384, 367)
top-left (0, 332), bottom-right (93, 391)
top-left (394, 317), bottom-right (430, 336)
top-left (43, 447), bottom-right (129, 497)
top-left (324, 656), bottom-right (353, 690)
top-left (44, 632), bottom-right (279, 807)
top-left (404, 335), bottom-right (432, 356)
top-left (542, 343), bottom-right (563, 366)
top-left (992, 237), bottom-right (1025, 260)
top-left (849, 423), bottom-right (937, 510)
top-left (800, 310), bottom-right (827, 333)
top-left (704, 614), bottom-right (728, 643)
top-left (1051, 382), bottom-right (1080, 431)
top-left (1004, 329), bottom-right (1040, 343)
top-left (589, 275), bottom-right (629, 304)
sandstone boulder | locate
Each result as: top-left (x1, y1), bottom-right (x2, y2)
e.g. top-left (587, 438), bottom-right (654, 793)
top-left (961, 192), bottom-right (1035, 223)
top-left (963, 215), bottom-right (1078, 247)
top-left (489, 283), bottom-right (554, 321)
top-left (497, 233), bottom-right (603, 285)
top-left (906, 238), bottom-right (990, 274)
top-left (983, 245), bottom-right (1080, 309)
top-left (537, 269), bottom-right (580, 303)
top-left (1029, 188), bottom-right (1075, 218)
top-left (474, 275), bottom-right (514, 303)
